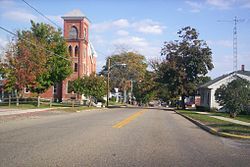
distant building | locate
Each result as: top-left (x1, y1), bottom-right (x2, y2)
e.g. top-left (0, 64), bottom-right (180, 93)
top-left (198, 65), bottom-right (250, 109)
top-left (0, 10), bottom-right (97, 102)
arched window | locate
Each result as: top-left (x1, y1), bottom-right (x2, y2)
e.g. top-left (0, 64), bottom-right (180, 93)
top-left (68, 46), bottom-right (72, 57)
top-left (75, 46), bottom-right (78, 57)
top-left (69, 26), bottom-right (78, 39)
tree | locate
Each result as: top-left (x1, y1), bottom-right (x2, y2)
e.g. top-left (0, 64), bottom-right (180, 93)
top-left (215, 78), bottom-right (250, 118)
top-left (71, 74), bottom-right (107, 107)
top-left (158, 26), bottom-right (214, 109)
top-left (0, 40), bottom-right (40, 106)
top-left (1, 21), bottom-right (72, 107)
top-left (133, 71), bottom-right (158, 105)
top-left (21, 21), bottom-right (71, 106)
top-left (100, 51), bottom-right (147, 102)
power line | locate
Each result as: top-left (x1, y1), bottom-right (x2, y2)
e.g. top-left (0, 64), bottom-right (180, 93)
top-left (218, 16), bottom-right (245, 71)
top-left (21, 0), bottom-right (62, 29)
top-left (0, 26), bottom-right (70, 61)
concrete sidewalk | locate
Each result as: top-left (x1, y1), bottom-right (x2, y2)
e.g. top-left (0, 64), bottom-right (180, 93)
top-left (210, 116), bottom-right (250, 126)
top-left (0, 108), bottom-right (55, 116)
top-left (193, 111), bottom-right (250, 126)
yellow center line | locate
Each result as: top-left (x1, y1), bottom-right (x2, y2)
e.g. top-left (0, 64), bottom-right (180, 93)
top-left (112, 110), bottom-right (147, 128)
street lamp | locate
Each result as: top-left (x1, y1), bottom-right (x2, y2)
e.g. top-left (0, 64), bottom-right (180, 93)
top-left (106, 58), bottom-right (126, 107)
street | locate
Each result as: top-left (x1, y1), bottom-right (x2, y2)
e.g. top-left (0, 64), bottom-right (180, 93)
top-left (0, 108), bottom-right (250, 167)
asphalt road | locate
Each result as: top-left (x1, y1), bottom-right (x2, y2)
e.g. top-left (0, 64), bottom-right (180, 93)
top-left (0, 108), bottom-right (250, 167)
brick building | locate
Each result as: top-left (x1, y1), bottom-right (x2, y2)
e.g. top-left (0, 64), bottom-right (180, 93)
top-left (20, 10), bottom-right (97, 102)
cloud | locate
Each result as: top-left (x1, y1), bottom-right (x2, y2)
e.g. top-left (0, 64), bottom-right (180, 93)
top-left (112, 19), bottom-right (129, 28)
top-left (0, 37), bottom-right (9, 54)
top-left (206, 0), bottom-right (234, 9)
top-left (92, 18), bottom-right (165, 35)
top-left (92, 19), bottom-right (130, 32)
top-left (2, 10), bottom-right (38, 23)
top-left (185, 1), bottom-right (203, 12)
top-left (116, 30), bottom-right (129, 36)
top-left (132, 19), bottom-right (165, 34)
top-left (113, 36), bottom-right (149, 47)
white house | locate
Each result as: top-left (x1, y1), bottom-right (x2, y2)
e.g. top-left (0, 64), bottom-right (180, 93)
top-left (198, 65), bottom-right (250, 109)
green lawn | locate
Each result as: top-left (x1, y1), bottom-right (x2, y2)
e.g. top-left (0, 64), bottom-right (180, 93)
top-left (178, 110), bottom-right (250, 136)
top-left (210, 112), bottom-right (250, 123)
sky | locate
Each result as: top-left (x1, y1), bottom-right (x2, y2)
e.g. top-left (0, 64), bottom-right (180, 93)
top-left (0, 0), bottom-right (250, 79)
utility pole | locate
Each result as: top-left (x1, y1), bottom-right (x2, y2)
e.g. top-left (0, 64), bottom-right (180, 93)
top-left (218, 16), bottom-right (244, 71)
top-left (106, 58), bottom-right (110, 107)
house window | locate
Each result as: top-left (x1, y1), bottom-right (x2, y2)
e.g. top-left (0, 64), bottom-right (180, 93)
top-left (69, 26), bottom-right (78, 39)
top-left (68, 46), bottom-right (72, 57)
top-left (74, 63), bottom-right (78, 72)
top-left (75, 46), bottom-right (78, 57)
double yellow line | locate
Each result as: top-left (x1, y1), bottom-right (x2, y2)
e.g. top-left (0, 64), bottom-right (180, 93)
top-left (112, 110), bottom-right (146, 128)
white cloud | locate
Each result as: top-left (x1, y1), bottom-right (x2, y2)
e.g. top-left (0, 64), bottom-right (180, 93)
top-left (112, 19), bottom-right (129, 28)
top-left (185, 1), bottom-right (203, 12)
top-left (113, 36), bottom-right (149, 47)
top-left (116, 30), bottom-right (129, 36)
top-left (132, 19), bottom-right (165, 34)
top-left (92, 18), bottom-right (165, 35)
top-left (92, 19), bottom-right (130, 32)
top-left (2, 10), bottom-right (38, 23)
top-left (206, 0), bottom-right (234, 9)
top-left (0, 37), bottom-right (8, 54)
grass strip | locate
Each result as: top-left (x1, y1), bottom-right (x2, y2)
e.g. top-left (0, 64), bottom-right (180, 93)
top-left (178, 110), bottom-right (250, 136)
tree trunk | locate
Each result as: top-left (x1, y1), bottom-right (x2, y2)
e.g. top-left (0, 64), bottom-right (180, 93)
top-left (88, 97), bottom-right (92, 107)
top-left (37, 95), bottom-right (40, 108)
top-left (181, 95), bottom-right (186, 110)
top-left (8, 94), bottom-right (11, 107)
top-left (50, 98), bottom-right (52, 108)
top-left (230, 112), bottom-right (237, 118)
top-left (16, 93), bottom-right (19, 107)
top-left (123, 90), bottom-right (127, 103)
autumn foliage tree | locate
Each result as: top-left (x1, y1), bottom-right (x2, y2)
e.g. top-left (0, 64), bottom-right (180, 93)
top-left (1, 21), bottom-right (72, 107)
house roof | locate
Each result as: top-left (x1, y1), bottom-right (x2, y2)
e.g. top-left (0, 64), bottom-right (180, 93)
top-left (199, 70), bottom-right (250, 88)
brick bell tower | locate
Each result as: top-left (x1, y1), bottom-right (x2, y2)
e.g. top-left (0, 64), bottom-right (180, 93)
top-left (61, 10), bottom-right (96, 102)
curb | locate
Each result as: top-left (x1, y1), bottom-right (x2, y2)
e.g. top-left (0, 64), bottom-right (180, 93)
top-left (76, 107), bottom-right (109, 113)
top-left (175, 110), bottom-right (250, 140)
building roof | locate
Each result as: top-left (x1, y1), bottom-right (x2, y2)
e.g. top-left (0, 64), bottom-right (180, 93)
top-left (61, 9), bottom-right (90, 22)
top-left (199, 70), bottom-right (250, 88)
top-left (64, 9), bottom-right (86, 17)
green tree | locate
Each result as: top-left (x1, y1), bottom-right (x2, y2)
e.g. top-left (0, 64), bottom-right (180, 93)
top-left (215, 78), bottom-right (250, 118)
top-left (100, 51), bottom-right (147, 102)
top-left (18, 21), bottom-right (72, 107)
top-left (133, 71), bottom-right (158, 105)
top-left (158, 26), bottom-right (214, 109)
top-left (71, 74), bottom-right (107, 107)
